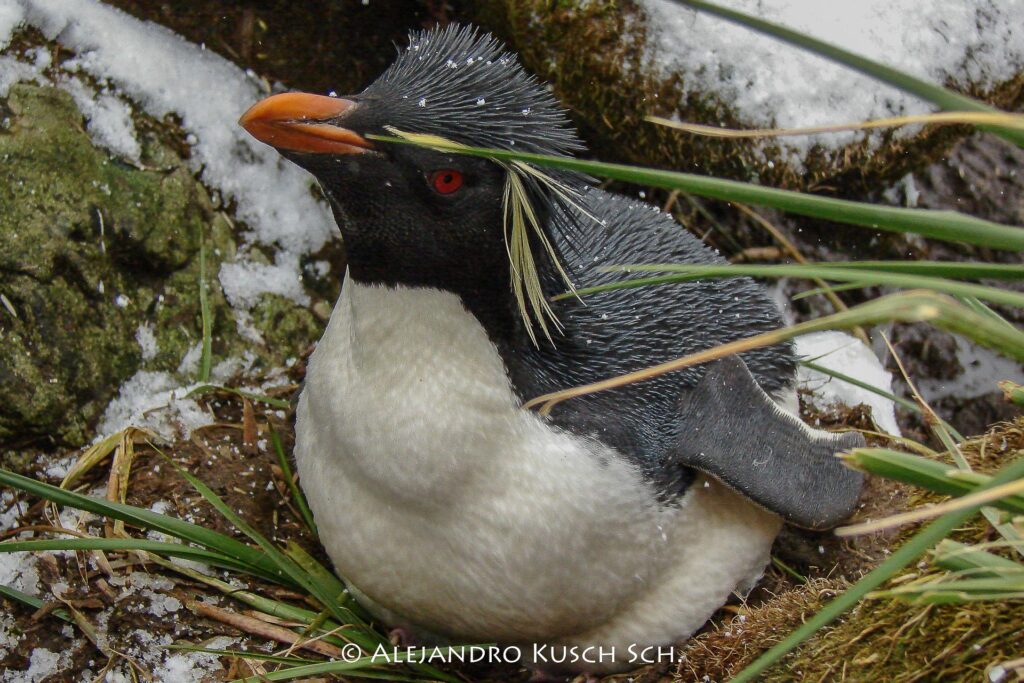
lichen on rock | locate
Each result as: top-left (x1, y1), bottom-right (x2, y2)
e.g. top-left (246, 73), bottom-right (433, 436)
top-left (0, 80), bottom-right (326, 449)
top-left (0, 83), bottom-right (213, 446)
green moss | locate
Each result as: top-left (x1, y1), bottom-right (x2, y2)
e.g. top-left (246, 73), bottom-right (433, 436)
top-left (0, 83), bottom-right (325, 447)
top-left (249, 294), bottom-right (322, 360)
top-left (765, 587), bottom-right (1023, 682)
top-left (0, 84), bottom-right (212, 445)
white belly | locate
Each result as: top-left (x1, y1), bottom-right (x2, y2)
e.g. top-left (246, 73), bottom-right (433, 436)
top-left (294, 275), bottom-right (780, 661)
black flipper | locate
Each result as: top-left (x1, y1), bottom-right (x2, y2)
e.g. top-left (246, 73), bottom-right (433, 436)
top-left (674, 355), bottom-right (865, 530)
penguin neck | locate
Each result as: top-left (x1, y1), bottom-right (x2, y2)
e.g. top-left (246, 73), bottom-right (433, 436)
top-left (343, 235), bottom-right (564, 348)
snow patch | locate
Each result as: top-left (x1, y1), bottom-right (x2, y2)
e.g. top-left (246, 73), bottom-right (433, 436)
top-left (0, 551), bottom-right (41, 595)
top-left (11, 0), bottom-right (334, 253)
top-left (96, 370), bottom-right (212, 440)
top-left (795, 331), bottom-right (900, 435)
top-left (219, 252), bottom-right (311, 309)
top-left (135, 323), bottom-right (158, 361)
top-left (57, 75), bottom-right (140, 161)
top-left (0, 1), bottom-right (23, 49)
top-left (176, 342), bottom-right (203, 377)
top-left (12, 647), bottom-right (71, 683)
top-left (917, 336), bottom-right (1024, 403)
top-left (0, 491), bottom-right (27, 532)
top-left (151, 636), bottom-right (234, 681)
top-left (640, 0), bottom-right (1024, 164)
top-left (0, 52), bottom-right (49, 97)
top-left (42, 454), bottom-right (77, 480)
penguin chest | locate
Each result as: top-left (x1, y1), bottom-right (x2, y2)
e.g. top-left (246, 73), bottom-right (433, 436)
top-left (293, 277), bottom-right (673, 639)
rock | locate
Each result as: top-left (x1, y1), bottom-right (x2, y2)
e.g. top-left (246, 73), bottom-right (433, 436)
top-left (0, 82), bottom-right (323, 448)
top-left (473, 1), bottom-right (1024, 193)
top-left (1, 83), bottom-right (201, 446)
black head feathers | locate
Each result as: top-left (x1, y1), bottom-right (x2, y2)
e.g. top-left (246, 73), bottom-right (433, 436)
top-left (360, 24), bottom-right (583, 157)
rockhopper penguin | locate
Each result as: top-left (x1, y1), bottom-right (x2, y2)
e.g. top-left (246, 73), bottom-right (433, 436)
top-left (239, 25), bottom-right (864, 674)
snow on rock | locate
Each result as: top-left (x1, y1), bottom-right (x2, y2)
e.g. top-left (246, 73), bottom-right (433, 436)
top-left (0, 0), bottom-right (334, 339)
top-left (795, 331), bottom-right (900, 436)
top-left (6, 0), bottom-right (335, 254)
top-left (219, 252), bottom-right (312, 309)
top-left (95, 370), bottom-right (212, 441)
top-left (0, 0), bottom-right (22, 49)
top-left (57, 75), bottom-right (141, 161)
top-left (0, 0), bottom-right (337, 441)
top-left (641, 0), bottom-right (1024, 163)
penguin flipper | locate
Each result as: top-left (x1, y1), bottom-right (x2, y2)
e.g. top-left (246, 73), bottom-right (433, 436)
top-left (672, 355), bottom-right (865, 530)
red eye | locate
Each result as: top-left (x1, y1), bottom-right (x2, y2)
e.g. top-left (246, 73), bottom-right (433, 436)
top-left (431, 169), bottom-right (463, 195)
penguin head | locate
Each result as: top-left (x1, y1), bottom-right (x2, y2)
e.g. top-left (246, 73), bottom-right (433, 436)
top-left (240, 24), bottom-right (583, 299)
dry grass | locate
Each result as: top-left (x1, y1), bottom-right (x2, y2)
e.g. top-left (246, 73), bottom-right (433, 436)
top-left (675, 417), bottom-right (1024, 683)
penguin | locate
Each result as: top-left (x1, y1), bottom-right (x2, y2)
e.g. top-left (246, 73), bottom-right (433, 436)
top-left (239, 24), bottom-right (864, 675)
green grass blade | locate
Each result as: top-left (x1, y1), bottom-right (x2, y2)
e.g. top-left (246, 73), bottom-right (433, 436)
top-left (875, 587), bottom-right (1024, 604)
top-left (367, 135), bottom-right (1024, 251)
top-left (806, 262), bottom-right (1024, 280)
top-left (146, 553), bottom-right (363, 650)
top-left (1000, 381), bottom-right (1024, 407)
top-left (580, 263), bottom-right (1024, 309)
top-left (875, 575), bottom-right (1024, 603)
top-left (956, 296), bottom-right (1021, 332)
top-left (671, 0), bottom-right (1024, 147)
top-left (167, 644), bottom-right (317, 665)
top-left (728, 453), bottom-right (1024, 683)
top-left (162, 458), bottom-right (346, 621)
top-left (0, 538), bottom-right (261, 576)
top-left (0, 468), bottom-right (291, 586)
top-left (933, 540), bottom-right (1024, 578)
top-left (198, 232), bottom-right (212, 383)
top-left (186, 384), bottom-right (291, 409)
top-left (0, 583), bottom-right (71, 621)
top-left (269, 422), bottom-right (318, 538)
top-left (799, 361), bottom-right (965, 443)
top-left (842, 448), bottom-right (1024, 516)
top-left (284, 541), bottom-right (364, 619)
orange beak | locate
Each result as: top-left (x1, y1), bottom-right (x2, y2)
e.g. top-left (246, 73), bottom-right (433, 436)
top-left (238, 92), bottom-right (373, 155)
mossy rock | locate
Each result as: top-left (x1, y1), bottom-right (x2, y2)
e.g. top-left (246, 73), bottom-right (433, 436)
top-left (473, 1), bottom-right (1024, 195)
top-left (0, 82), bottom-right (322, 448)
